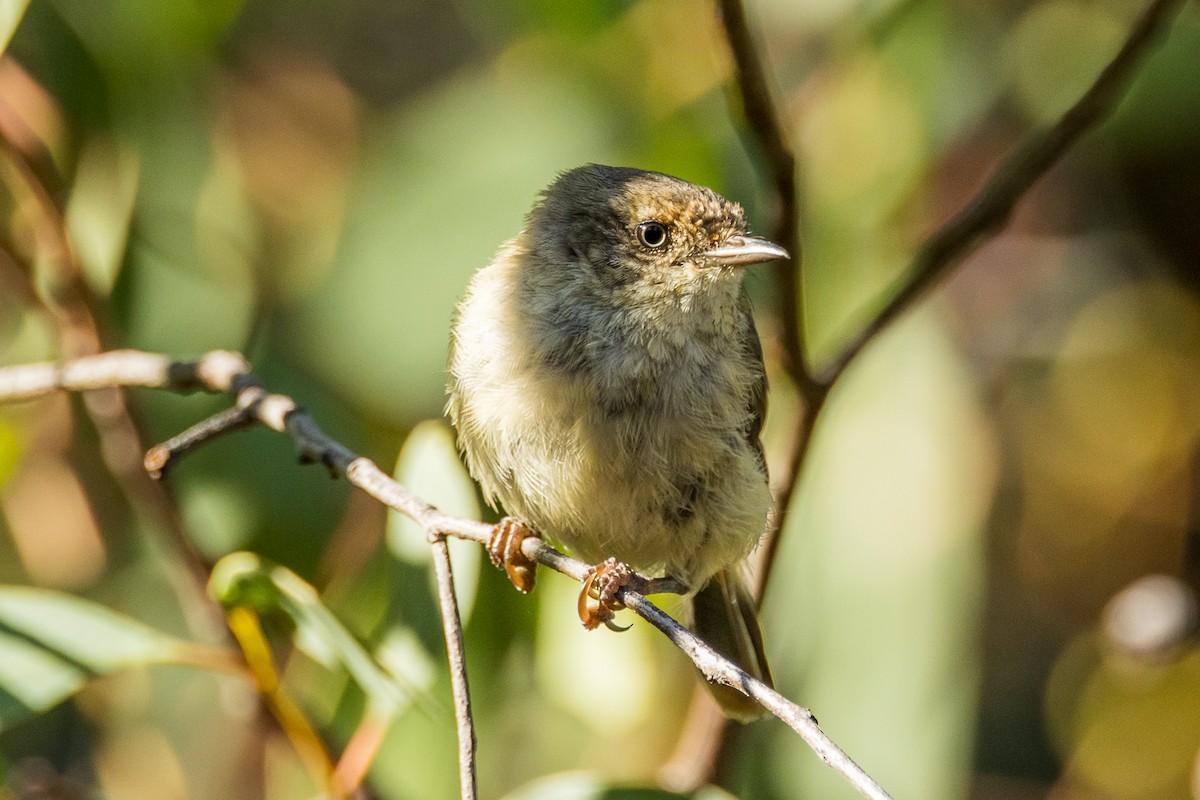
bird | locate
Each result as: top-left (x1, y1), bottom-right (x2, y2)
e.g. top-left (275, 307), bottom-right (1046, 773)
top-left (446, 164), bottom-right (787, 720)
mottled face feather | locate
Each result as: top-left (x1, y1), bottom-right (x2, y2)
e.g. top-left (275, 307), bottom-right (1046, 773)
top-left (528, 164), bottom-right (749, 281)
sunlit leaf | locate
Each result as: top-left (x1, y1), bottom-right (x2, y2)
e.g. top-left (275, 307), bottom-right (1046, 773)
top-left (0, 0), bottom-right (29, 55)
top-left (0, 586), bottom-right (184, 729)
top-left (209, 553), bottom-right (428, 718)
top-left (502, 771), bottom-right (738, 800)
top-left (0, 419), bottom-right (22, 489)
top-left (758, 315), bottom-right (996, 799)
top-left (387, 419), bottom-right (481, 621)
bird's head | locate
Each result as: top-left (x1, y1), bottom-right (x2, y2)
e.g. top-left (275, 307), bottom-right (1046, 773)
top-left (523, 165), bottom-right (787, 305)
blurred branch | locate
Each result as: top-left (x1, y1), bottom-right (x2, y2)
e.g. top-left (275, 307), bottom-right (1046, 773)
top-left (708, 0), bottom-right (829, 783)
top-left (715, 0), bottom-right (835, 596)
top-left (0, 349), bottom-right (894, 800)
top-left (750, 0), bottom-right (1188, 594)
top-left (333, 711), bottom-right (392, 799)
top-left (716, 0), bottom-right (812, 395)
top-left (0, 132), bottom-right (221, 640)
top-left (822, 0), bottom-right (1187, 385)
top-left (708, 0), bottom-right (1186, 783)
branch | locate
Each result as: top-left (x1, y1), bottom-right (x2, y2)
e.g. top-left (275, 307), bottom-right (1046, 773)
top-left (821, 0), bottom-right (1187, 386)
top-left (688, 0), bottom-right (1185, 780)
top-left (0, 349), bottom-right (894, 800)
top-left (717, 0), bottom-right (814, 396)
top-left (623, 590), bottom-right (890, 800)
top-left (749, 0), bottom-right (1187, 600)
top-left (716, 0), bottom-right (834, 557)
top-left (430, 536), bottom-right (478, 800)
top-left (715, 0), bottom-right (834, 600)
top-left (0, 134), bottom-right (221, 638)
top-left (702, 0), bottom-right (828, 783)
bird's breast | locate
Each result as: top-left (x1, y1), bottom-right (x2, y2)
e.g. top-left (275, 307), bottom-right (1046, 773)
top-left (448, 257), bottom-right (768, 586)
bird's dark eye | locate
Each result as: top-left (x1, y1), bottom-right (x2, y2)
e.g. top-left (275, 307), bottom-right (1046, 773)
top-left (636, 221), bottom-right (668, 249)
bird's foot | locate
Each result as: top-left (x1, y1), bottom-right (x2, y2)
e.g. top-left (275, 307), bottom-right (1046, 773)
top-left (578, 558), bottom-right (636, 632)
top-left (488, 517), bottom-right (538, 594)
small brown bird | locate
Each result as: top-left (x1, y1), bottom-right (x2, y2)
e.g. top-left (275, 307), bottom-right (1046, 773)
top-left (446, 164), bottom-right (787, 720)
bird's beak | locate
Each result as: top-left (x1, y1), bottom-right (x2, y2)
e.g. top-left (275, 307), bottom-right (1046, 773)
top-left (702, 235), bottom-right (789, 267)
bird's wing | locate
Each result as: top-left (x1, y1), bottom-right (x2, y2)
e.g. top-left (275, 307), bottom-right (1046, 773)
top-left (737, 288), bottom-right (768, 479)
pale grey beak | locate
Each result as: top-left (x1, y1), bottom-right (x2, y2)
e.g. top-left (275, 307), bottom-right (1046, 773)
top-left (703, 235), bottom-right (790, 267)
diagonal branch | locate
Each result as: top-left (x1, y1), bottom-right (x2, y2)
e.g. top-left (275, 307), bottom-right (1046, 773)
top-left (707, 0), bottom-right (1186, 783)
top-left (749, 0), bottom-right (1187, 598)
top-left (0, 349), bottom-right (894, 800)
top-left (821, 0), bottom-right (1187, 386)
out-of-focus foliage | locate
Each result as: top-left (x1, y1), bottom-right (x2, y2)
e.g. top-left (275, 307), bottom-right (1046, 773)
top-left (1, 0), bottom-right (1199, 798)
top-left (0, 587), bottom-right (188, 728)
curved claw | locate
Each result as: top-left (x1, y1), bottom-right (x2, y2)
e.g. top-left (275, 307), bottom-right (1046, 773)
top-left (488, 517), bottom-right (539, 594)
top-left (577, 557), bottom-right (634, 631)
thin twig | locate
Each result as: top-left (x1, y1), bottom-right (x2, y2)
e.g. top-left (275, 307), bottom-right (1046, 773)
top-left (430, 535), bottom-right (478, 800)
top-left (681, 0), bottom-right (817, 784)
top-left (821, 0), bottom-right (1187, 387)
top-left (144, 404), bottom-right (257, 478)
top-left (716, 0), bottom-right (831, 535)
top-left (753, 385), bottom-right (826, 597)
top-left (750, 0), bottom-right (1187, 600)
top-left (0, 349), bottom-right (894, 800)
top-left (716, 0), bottom-right (814, 398)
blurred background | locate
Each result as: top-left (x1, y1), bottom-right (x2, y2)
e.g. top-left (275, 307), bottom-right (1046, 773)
top-left (1, 0), bottom-right (1199, 798)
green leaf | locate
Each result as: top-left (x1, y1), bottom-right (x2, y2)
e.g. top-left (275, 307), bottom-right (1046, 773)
top-left (0, 419), bottom-right (22, 489)
top-left (0, 586), bottom-right (184, 729)
top-left (502, 772), bottom-right (739, 800)
top-left (0, 0), bottom-right (30, 55)
top-left (281, 64), bottom-right (619, 425)
top-left (387, 420), bottom-right (481, 621)
top-left (210, 553), bottom-right (428, 717)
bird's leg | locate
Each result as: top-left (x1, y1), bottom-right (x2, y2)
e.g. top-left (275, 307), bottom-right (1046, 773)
top-left (578, 557), bottom-right (636, 631)
top-left (488, 517), bottom-right (539, 594)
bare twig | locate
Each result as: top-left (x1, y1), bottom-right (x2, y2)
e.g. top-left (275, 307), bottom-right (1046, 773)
top-left (144, 405), bottom-right (258, 478)
top-left (753, 387), bottom-right (826, 595)
top-left (716, 0), bottom-right (813, 398)
top-left (0, 349), bottom-right (894, 800)
top-left (748, 0), bottom-right (1187, 599)
top-left (716, 0), bottom-right (833, 559)
top-left (430, 535), bottom-right (478, 800)
top-left (821, 0), bottom-right (1187, 386)
top-left (706, 0), bottom-right (1186, 783)
top-left (690, 0), bottom-right (819, 783)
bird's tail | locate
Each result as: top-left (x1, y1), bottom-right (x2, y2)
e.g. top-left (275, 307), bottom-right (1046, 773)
top-left (689, 566), bottom-right (773, 722)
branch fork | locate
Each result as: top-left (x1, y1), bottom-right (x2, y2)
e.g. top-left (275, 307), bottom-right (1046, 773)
top-left (0, 347), bottom-right (894, 800)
